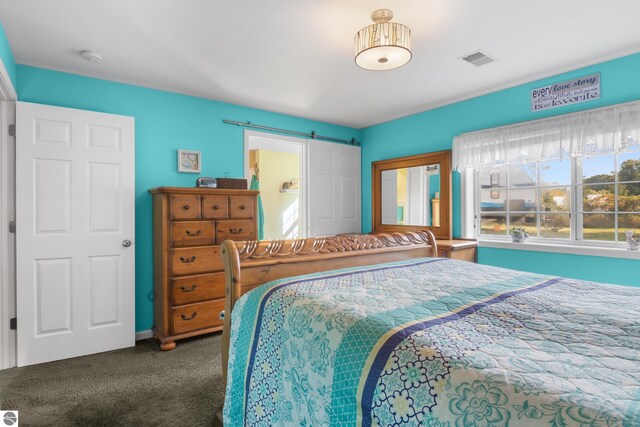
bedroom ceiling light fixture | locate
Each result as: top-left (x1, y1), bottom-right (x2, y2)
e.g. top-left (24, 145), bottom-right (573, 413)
top-left (354, 9), bottom-right (412, 71)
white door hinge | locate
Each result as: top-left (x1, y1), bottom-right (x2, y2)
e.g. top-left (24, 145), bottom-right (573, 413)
top-left (8, 124), bottom-right (15, 137)
top-left (8, 221), bottom-right (15, 233)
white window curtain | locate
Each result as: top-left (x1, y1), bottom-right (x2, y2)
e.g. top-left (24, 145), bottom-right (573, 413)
top-left (453, 101), bottom-right (640, 170)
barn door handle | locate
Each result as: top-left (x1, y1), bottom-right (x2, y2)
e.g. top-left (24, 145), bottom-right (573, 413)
top-left (180, 284), bottom-right (197, 292)
top-left (185, 230), bottom-right (202, 236)
top-left (229, 228), bottom-right (243, 234)
top-left (179, 256), bottom-right (197, 263)
top-left (181, 312), bottom-right (197, 320)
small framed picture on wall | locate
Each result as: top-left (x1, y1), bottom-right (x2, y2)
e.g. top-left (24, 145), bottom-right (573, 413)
top-left (178, 149), bottom-right (201, 173)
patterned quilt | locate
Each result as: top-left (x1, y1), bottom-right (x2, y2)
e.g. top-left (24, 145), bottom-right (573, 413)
top-left (223, 258), bottom-right (640, 426)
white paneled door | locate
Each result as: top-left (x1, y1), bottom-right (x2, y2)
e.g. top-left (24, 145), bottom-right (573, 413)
top-left (308, 140), bottom-right (360, 236)
top-left (16, 102), bottom-right (135, 366)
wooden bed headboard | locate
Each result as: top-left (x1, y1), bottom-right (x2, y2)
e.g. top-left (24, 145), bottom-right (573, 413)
top-left (219, 231), bottom-right (437, 388)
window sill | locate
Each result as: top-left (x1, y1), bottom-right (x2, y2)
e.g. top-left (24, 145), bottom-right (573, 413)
top-left (478, 239), bottom-right (640, 260)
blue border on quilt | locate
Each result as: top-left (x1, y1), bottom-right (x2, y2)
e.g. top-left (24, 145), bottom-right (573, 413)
top-left (624, 389), bottom-right (640, 427)
top-left (242, 258), bottom-right (448, 424)
top-left (358, 276), bottom-right (563, 427)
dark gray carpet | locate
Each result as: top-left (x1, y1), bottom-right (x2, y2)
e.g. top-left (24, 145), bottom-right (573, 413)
top-left (0, 334), bottom-right (224, 426)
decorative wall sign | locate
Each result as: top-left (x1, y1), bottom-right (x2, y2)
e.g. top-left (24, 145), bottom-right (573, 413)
top-left (531, 73), bottom-right (600, 112)
top-left (178, 149), bottom-right (201, 173)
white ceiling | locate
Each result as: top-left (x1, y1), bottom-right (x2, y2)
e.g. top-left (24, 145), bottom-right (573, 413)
top-left (1, 0), bottom-right (640, 128)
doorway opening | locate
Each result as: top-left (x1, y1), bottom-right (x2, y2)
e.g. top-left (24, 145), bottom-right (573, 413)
top-left (244, 131), bottom-right (306, 240)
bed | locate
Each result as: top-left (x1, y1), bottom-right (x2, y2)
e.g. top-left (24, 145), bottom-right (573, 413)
top-left (220, 232), bottom-right (640, 426)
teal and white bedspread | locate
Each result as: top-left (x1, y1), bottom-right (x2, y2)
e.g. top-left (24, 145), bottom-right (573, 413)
top-left (223, 258), bottom-right (640, 426)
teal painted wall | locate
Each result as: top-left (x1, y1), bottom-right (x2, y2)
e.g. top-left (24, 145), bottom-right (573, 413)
top-left (361, 52), bottom-right (640, 287)
top-left (478, 248), bottom-right (639, 287)
top-left (16, 65), bottom-right (360, 331)
top-left (0, 22), bottom-right (16, 88)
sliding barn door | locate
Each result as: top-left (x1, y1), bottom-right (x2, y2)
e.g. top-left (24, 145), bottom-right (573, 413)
top-left (381, 169), bottom-right (398, 224)
top-left (16, 102), bottom-right (135, 366)
top-left (308, 140), bottom-right (361, 236)
top-left (405, 166), bottom-right (427, 226)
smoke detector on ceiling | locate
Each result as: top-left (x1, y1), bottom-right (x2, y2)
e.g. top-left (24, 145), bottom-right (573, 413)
top-left (460, 50), bottom-right (496, 67)
top-left (80, 50), bottom-right (103, 63)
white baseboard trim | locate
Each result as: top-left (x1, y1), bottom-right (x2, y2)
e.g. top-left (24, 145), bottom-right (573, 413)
top-left (135, 330), bottom-right (154, 341)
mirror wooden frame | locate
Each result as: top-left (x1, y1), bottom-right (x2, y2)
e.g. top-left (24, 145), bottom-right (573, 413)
top-left (372, 150), bottom-right (452, 240)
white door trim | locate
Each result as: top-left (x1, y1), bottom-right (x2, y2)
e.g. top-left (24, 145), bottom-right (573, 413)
top-left (0, 58), bottom-right (17, 102)
top-left (243, 130), bottom-right (308, 239)
top-left (0, 54), bottom-right (17, 369)
top-left (0, 101), bottom-right (16, 369)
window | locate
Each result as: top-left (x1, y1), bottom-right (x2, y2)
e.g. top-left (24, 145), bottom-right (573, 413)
top-left (477, 150), bottom-right (640, 244)
top-left (454, 101), bottom-right (640, 251)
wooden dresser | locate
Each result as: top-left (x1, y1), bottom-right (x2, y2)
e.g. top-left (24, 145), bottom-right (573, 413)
top-left (149, 187), bottom-right (259, 350)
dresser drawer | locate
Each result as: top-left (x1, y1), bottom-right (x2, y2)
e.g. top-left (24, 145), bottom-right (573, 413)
top-left (171, 273), bottom-right (225, 305)
top-left (229, 196), bottom-right (255, 219)
top-left (171, 246), bottom-right (223, 275)
top-left (170, 195), bottom-right (201, 220)
top-left (171, 299), bottom-right (225, 335)
top-left (202, 195), bottom-right (229, 219)
top-left (216, 220), bottom-right (255, 243)
top-left (171, 221), bottom-right (215, 247)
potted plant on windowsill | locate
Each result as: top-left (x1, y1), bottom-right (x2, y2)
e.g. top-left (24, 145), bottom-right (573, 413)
top-left (625, 230), bottom-right (640, 251)
top-left (509, 227), bottom-right (529, 243)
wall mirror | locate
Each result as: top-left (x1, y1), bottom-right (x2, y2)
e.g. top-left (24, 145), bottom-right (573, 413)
top-left (372, 150), bottom-right (452, 239)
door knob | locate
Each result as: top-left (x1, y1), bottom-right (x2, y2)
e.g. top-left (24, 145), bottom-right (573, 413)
top-left (122, 239), bottom-right (132, 247)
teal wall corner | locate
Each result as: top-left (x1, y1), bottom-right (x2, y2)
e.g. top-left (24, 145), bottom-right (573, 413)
top-left (16, 65), bottom-right (360, 332)
top-left (360, 52), bottom-right (640, 286)
top-left (478, 248), bottom-right (640, 287)
top-left (361, 52), bottom-right (640, 235)
top-left (0, 21), bottom-right (16, 89)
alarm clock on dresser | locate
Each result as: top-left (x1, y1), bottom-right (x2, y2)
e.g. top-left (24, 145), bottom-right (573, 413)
top-left (195, 177), bottom-right (217, 188)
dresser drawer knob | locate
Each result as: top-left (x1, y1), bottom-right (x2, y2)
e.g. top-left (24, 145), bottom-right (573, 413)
top-left (181, 312), bottom-right (197, 321)
top-left (185, 230), bottom-right (202, 237)
top-left (229, 228), bottom-right (243, 234)
top-left (179, 256), bottom-right (197, 263)
top-left (239, 205), bottom-right (246, 210)
top-left (213, 205), bottom-right (220, 210)
top-left (183, 204), bottom-right (190, 210)
top-left (180, 284), bottom-right (197, 292)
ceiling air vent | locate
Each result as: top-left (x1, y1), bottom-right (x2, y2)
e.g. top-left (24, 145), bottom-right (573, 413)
top-left (460, 50), bottom-right (496, 67)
